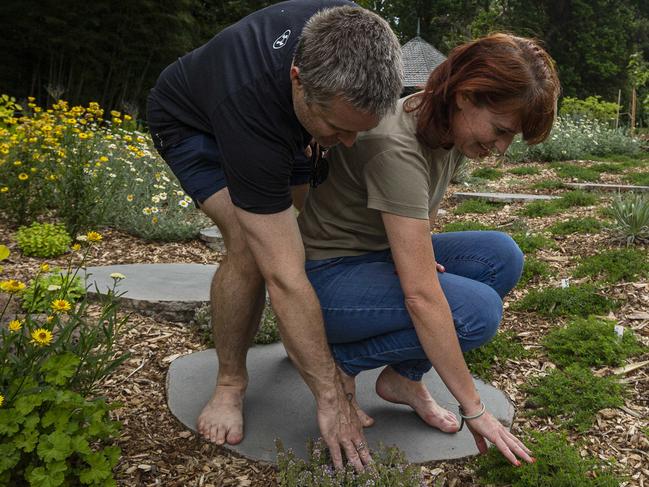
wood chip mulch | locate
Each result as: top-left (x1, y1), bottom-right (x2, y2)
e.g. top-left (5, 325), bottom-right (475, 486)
top-left (2, 156), bottom-right (648, 486)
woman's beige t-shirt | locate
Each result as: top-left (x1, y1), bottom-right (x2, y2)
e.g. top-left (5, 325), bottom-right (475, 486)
top-left (298, 96), bottom-right (465, 260)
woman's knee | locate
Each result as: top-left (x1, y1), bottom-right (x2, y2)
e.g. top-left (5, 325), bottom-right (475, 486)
top-left (455, 286), bottom-right (503, 351)
top-left (485, 231), bottom-right (524, 296)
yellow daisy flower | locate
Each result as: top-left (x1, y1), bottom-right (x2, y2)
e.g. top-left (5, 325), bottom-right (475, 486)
top-left (8, 320), bottom-right (22, 332)
top-left (51, 299), bottom-right (72, 313)
top-left (86, 231), bottom-right (102, 242)
top-left (0, 187), bottom-right (8, 193)
top-left (18, 173), bottom-right (29, 181)
top-left (71, 243), bottom-right (81, 251)
top-left (126, 194), bottom-right (134, 202)
top-left (0, 395), bottom-right (4, 407)
top-left (46, 315), bottom-right (54, 323)
top-left (31, 328), bottom-right (53, 346)
top-left (0, 279), bottom-right (26, 293)
top-left (40, 263), bottom-right (50, 272)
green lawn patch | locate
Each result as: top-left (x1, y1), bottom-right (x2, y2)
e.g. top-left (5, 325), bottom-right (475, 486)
top-left (548, 217), bottom-right (603, 235)
top-left (471, 167), bottom-right (503, 180)
top-left (508, 166), bottom-right (541, 176)
top-left (574, 248), bottom-right (649, 283)
top-left (542, 316), bottom-right (646, 368)
top-left (519, 257), bottom-right (550, 286)
top-left (442, 221), bottom-right (497, 232)
top-left (512, 232), bottom-right (555, 254)
top-left (474, 430), bottom-right (621, 487)
top-left (464, 331), bottom-right (529, 380)
top-left (590, 162), bottom-right (625, 174)
top-left (558, 189), bottom-right (599, 207)
top-left (512, 284), bottom-right (617, 317)
top-left (517, 200), bottom-right (563, 217)
top-left (551, 163), bottom-right (601, 181)
top-left (454, 199), bottom-right (506, 215)
top-left (529, 180), bottom-right (566, 191)
top-left (625, 172), bottom-right (649, 186)
top-left (523, 364), bottom-right (624, 431)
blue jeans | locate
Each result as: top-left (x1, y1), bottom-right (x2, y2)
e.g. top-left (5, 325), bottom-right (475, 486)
top-left (305, 231), bottom-right (524, 381)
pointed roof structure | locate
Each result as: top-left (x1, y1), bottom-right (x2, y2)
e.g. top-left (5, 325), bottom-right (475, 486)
top-left (401, 20), bottom-right (446, 88)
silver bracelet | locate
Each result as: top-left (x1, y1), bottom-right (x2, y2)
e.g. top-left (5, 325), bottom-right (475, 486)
top-left (458, 401), bottom-right (486, 431)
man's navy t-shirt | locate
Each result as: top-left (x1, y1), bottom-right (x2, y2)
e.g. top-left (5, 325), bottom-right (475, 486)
top-left (148, 0), bottom-right (354, 214)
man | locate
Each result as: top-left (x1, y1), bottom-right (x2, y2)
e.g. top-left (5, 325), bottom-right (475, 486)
top-left (147, 0), bottom-right (402, 470)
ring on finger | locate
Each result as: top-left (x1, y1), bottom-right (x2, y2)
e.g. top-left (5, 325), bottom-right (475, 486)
top-left (355, 441), bottom-right (367, 451)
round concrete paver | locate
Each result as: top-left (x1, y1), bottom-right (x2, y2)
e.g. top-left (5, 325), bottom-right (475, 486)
top-left (167, 344), bottom-right (514, 464)
top-left (84, 264), bottom-right (217, 321)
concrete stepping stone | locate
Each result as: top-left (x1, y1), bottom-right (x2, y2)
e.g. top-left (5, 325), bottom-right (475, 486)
top-left (167, 345), bottom-right (514, 464)
top-left (565, 182), bottom-right (649, 192)
top-left (200, 226), bottom-right (226, 252)
top-left (84, 264), bottom-right (217, 322)
top-left (452, 191), bottom-right (559, 203)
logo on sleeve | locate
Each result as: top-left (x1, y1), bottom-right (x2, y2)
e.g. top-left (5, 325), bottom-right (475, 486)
top-left (273, 29), bottom-right (291, 49)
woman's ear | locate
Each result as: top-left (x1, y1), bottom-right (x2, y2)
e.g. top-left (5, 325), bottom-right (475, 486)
top-left (455, 91), bottom-right (471, 111)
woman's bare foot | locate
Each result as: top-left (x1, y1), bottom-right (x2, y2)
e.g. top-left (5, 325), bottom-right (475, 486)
top-left (375, 366), bottom-right (459, 433)
top-left (197, 384), bottom-right (246, 445)
top-left (337, 367), bottom-right (374, 427)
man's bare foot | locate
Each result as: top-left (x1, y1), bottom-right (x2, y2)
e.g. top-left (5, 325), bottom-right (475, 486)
top-left (197, 384), bottom-right (246, 445)
top-left (337, 367), bottom-right (374, 427)
top-left (375, 366), bottom-right (459, 433)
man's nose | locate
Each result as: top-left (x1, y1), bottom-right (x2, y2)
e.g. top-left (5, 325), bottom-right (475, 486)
top-left (338, 132), bottom-right (358, 147)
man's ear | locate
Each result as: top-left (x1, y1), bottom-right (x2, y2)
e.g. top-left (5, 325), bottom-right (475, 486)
top-left (290, 65), bottom-right (301, 85)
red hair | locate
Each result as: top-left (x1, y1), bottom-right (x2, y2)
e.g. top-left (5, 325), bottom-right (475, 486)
top-left (405, 33), bottom-right (561, 149)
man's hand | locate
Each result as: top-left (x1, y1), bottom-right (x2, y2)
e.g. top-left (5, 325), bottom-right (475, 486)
top-left (317, 376), bottom-right (373, 472)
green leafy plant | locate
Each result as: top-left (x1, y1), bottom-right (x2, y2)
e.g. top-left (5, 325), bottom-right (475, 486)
top-left (557, 189), bottom-right (599, 208)
top-left (464, 331), bottom-right (529, 381)
top-left (471, 167), bottom-right (503, 180)
top-left (523, 365), bottom-right (624, 430)
top-left (16, 223), bottom-right (72, 258)
top-left (474, 430), bottom-right (621, 486)
top-left (519, 257), bottom-right (550, 286)
top-left (454, 199), bottom-right (505, 215)
top-left (574, 248), bottom-right (649, 283)
top-left (549, 217), bottom-right (603, 235)
top-left (560, 95), bottom-right (620, 124)
top-left (277, 438), bottom-right (422, 486)
top-left (590, 162), bottom-right (625, 174)
top-left (625, 172), bottom-right (649, 186)
top-left (517, 200), bottom-right (562, 218)
top-left (511, 232), bottom-right (555, 254)
top-left (21, 269), bottom-right (86, 313)
top-left (608, 192), bottom-right (649, 245)
top-left (0, 236), bottom-right (128, 485)
top-left (512, 284), bottom-right (617, 317)
top-left (442, 222), bottom-right (497, 232)
top-left (507, 165), bottom-right (541, 176)
top-left (542, 316), bottom-right (646, 368)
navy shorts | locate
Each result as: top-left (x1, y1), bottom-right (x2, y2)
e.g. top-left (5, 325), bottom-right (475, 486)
top-left (158, 133), bottom-right (311, 206)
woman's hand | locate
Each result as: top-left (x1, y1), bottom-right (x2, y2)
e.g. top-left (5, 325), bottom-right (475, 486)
top-left (465, 411), bottom-right (534, 466)
top-left (436, 262), bottom-right (445, 273)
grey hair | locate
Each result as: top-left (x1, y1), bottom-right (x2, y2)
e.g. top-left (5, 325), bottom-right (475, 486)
top-left (293, 6), bottom-right (403, 118)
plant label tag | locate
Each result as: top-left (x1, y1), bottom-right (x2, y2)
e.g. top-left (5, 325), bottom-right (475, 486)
top-left (614, 324), bottom-right (624, 339)
top-left (560, 278), bottom-right (570, 288)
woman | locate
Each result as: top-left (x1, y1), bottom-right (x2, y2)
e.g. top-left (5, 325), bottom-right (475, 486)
top-left (298, 33), bottom-right (560, 466)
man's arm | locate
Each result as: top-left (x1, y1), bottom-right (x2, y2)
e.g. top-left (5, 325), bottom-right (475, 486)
top-left (233, 205), bottom-right (371, 471)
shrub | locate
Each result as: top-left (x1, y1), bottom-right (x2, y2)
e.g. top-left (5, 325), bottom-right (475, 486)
top-left (574, 248), bottom-right (649, 282)
top-left (454, 199), bottom-right (505, 215)
top-left (560, 96), bottom-right (619, 124)
top-left (543, 316), bottom-right (646, 368)
top-left (471, 167), bottom-right (503, 180)
top-left (548, 217), bottom-right (603, 235)
top-left (511, 232), bottom-right (555, 254)
top-left (529, 180), bottom-right (566, 191)
top-left (21, 269), bottom-right (86, 313)
top-left (0, 235), bottom-right (127, 485)
top-left (464, 331), bottom-right (529, 380)
top-left (474, 430), bottom-right (621, 487)
top-left (16, 223), bottom-right (72, 258)
top-left (608, 192), bottom-right (649, 245)
top-left (442, 222), bottom-right (497, 232)
top-left (523, 365), bottom-right (624, 430)
top-left (506, 117), bottom-right (642, 163)
top-left (277, 438), bottom-right (422, 486)
top-left (551, 163), bottom-right (601, 182)
top-left (508, 166), bottom-right (541, 176)
top-left (519, 257), bottom-right (550, 285)
top-left (512, 284), bottom-right (617, 317)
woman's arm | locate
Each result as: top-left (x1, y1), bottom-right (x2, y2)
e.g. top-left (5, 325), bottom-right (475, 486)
top-left (381, 212), bottom-right (533, 466)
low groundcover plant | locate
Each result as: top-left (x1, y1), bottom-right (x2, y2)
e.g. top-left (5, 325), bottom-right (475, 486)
top-left (0, 234), bottom-right (129, 486)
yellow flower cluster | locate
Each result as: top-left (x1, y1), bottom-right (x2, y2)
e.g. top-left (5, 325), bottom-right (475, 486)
top-left (0, 279), bottom-right (26, 293)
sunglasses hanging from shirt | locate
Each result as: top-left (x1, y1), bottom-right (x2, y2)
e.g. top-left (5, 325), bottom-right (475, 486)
top-left (309, 142), bottom-right (329, 188)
